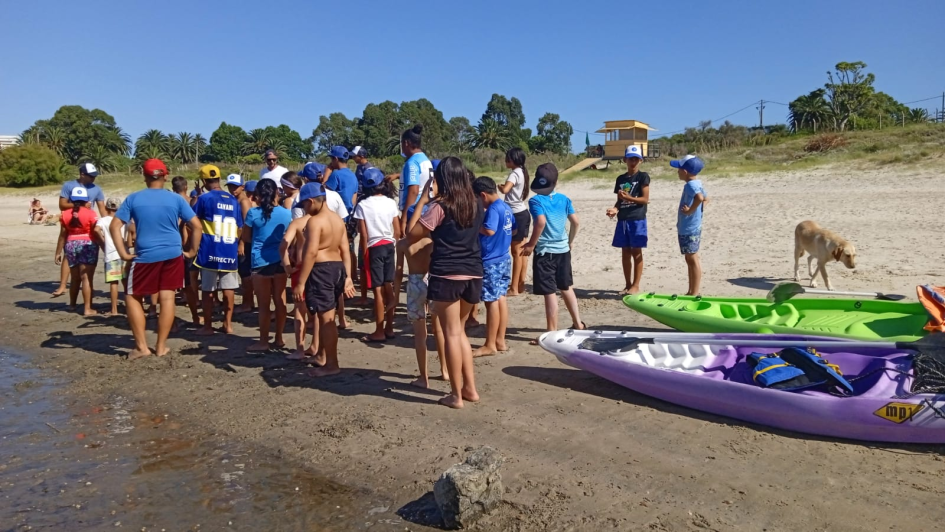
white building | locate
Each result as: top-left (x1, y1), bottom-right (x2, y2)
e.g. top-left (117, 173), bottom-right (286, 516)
top-left (0, 136), bottom-right (19, 150)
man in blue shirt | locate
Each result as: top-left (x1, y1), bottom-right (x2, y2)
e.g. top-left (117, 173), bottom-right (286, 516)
top-left (522, 163), bottom-right (585, 338)
top-left (53, 163), bottom-right (107, 297)
top-left (324, 146), bottom-right (358, 214)
top-left (110, 158), bottom-right (201, 361)
top-left (471, 177), bottom-right (516, 356)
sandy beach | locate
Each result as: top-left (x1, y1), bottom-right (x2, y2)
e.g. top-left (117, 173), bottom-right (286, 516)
top-left (3, 166), bottom-right (945, 531)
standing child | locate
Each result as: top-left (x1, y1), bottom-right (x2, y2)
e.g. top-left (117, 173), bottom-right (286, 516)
top-left (672, 155), bottom-right (707, 296)
top-left (55, 186), bottom-right (100, 316)
top-left (606, 145), bottom-right (650, 295)
top-left (235, 180), bottom-right (258, 314)
top-left (498, 148), bottom-right (530, 296)
top-left (353, 168), bottom-right (401, 343)
top-left (471, 177), bottom-right (515, 357)
top-left (522, 164), bottom-right (585, 343)
top-left (94, 197), bottom-right (126, 316)
top-left (173, 175), bottom-right (201, 325)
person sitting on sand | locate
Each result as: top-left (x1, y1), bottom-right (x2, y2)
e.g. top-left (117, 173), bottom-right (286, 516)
top-left (30, 198), bottom-right (49, 224)
top-left (409, 157), bottom-right (483, 409)
top-left (471, 176), bottom-right (516, 357)
top-left (242, 179), bottom-right (291, 353)
top-left (293, 182), bottom-right (356, 376)
top-left (109, 159), bottom-right (201, 360)
top-left (93, 197), bottom-right (127, 316)
top-left (354, 168), bottom-right (401, 343)
top-left (55, 186), bottom-right (100, 316)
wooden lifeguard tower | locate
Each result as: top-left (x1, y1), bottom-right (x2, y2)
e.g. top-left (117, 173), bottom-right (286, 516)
top-left (561, 119), bottom-right (660, 175)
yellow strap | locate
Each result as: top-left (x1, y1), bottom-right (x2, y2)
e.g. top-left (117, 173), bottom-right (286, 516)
top-left (753, 363), bottom-right (793, 381)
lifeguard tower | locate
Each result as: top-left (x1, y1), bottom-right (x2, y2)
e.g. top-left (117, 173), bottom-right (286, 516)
top-left (561, 119), bottom-right (660, 175)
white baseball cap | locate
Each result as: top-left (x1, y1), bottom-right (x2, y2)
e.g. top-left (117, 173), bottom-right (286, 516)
top-left (70, 186), bottom-right (89, 202)
top-left (624, 145), bottom-right (643, 159)
top-left (79, 162), bottom-right (99, 177)
top-left (226, 173), bottom-right (244, 186)
top-left (351, 146), bottom-right (367, 157)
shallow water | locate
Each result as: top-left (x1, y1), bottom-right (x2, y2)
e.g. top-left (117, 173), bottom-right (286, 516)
top-left (0, 350), bottom-right (406, 531)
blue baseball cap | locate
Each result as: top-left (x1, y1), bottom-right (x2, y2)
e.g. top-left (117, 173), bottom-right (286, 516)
top-left (329, 146), bottom-right (349, 161)
top-left (244, 180), bottom-right (259, 193)
top-left (670, 155), bottom-right (704, 175)
top-left (362, 167), bottom-right (385, 188)
top-left (297, 182), bottom-right (326, 202)
top-left (226, 173), bottom-right (244, 186)
top-left (190, 189), bottom-right (198, 197)
top-left (432, 159), bottom-right (441, 170)
top-left (299, 161), bottom-right (326, 182)
top-left (70, 185), bottom-right (89, 202)
top-left (78, 162), bottom-right (99, 178)
top-left (625, 145), bottom-right (643, 159)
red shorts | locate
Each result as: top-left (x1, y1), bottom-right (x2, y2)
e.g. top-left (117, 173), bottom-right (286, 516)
top-left (127, 256), bottom-right (185, 296)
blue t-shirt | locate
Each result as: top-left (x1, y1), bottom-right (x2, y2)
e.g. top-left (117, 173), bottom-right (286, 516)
top-left (528, 192), bottom-right (575, 255)
top-left (325, 168), bottom-right (358, 215)
top-left (116, 189), bottom-right (196, 264)
top-left (194, 189), bottom-right (244, 271)
top-left (244, 206), bottom-right (291, 268)
top-left (481, 200), bottom-right (516, 266)
top-left (400, 152), bottom-right (432, 210)
top-left (677, 179), bottom-right (706, 235)
top-left (60, 179), bottom-right (105, 207)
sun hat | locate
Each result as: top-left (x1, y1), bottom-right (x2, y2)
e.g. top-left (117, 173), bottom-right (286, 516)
top-left (142, 159), bottom-right (168, 178)
top-left (299, 162), bottom-right (326, 182)
top-left (198, 164), bottom-right (222, 180)
top-left (328, 146), bottom-right (350, 161)
top-left (530, 163), bottom-right (559, 191)
top-left (70, 186), bottom-right (89, 202)
top-left (297, 182), bottom-right (326, 202)
top-left (226, 174), bottom-right (244, 187)
top-left (78, 162), bottom-right (99, 177)
top-left (670, 155), bottom-right (704, 175)
top-left (361, 167), bottom-right (385, 189)
top-left (625, 145), bottom-right (643, 159)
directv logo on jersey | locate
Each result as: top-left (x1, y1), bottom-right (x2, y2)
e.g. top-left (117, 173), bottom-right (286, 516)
top-left (208, 256), bottom-right (238, 265)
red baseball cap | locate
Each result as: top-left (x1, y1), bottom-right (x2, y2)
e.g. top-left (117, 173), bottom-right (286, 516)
top-left (142, 158), bottom-right (168, 178)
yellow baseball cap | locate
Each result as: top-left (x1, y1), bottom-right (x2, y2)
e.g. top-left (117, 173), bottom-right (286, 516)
top-left (198, 164), bottom-right (222, 180)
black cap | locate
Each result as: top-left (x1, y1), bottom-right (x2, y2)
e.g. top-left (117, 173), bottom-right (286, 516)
top-left (531, 163), bottom-right (558, 190)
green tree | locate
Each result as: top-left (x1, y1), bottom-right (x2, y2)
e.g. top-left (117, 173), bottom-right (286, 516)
top-left (169, 132), bottom-right (195, 163)
top-left (193, 133), bottom-right (208, 162)
top-left (530, 113), bottom-right (573, 155)
top-left (448, 116), bottom-right (474, 152)
top-left (135, 129), bottom-right (169, 160)
top-left (470, 118), bottom-right (515, 151)
top-left (398, 99), bottom-right (452, 154)
top-left (41, 126), bottom-right (67, 158)
top-left (207, 122), bottom-right (247, 163)
top-left (244, 128), bottom-right (271, 155)
top-left (27, 105), bottom-right (127, 164)
top-left (262, 124), bottom-right (310, 161)
top-left (481, 94), bottom-right (526, 134)
top-left (788, 89), bottom-right (830, 132)
top-left (909, 108), bottom-right (930, 123)
top-left (83, 144), bottom-right (119, 173)
top-left (358, 101), bottom-right (401, 156)
top-left (824, 61), bottom-right (876, 131)
top-left (310, 113), bottom-right (360, 155)
top-left (0, 144), bottom-right (68, 187)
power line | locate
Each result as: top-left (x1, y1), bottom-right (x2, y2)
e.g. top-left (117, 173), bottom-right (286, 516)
top-left (902, 95), bottom-right (941, 105)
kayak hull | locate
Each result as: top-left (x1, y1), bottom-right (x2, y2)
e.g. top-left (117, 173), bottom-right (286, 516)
top-left (540, 330), bottom-right (945, 443)
top-left (623, 293), bottom-right (927, 342)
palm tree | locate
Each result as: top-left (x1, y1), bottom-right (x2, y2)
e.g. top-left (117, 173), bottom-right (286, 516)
top-left (193, 133), bottom-right (208, 162)
top-left (111, 127), bottom-right (132, 155)
top-left (470, 119), bottom-right (514, 151)
top-left (41, 126), bottom-right (67, 157)
top-left (84, 146), bottom-right (117, 173)
top-left (789, 90), bottom-right (831, 132)
top-left (19, 126), bottom-right (42, 145)
top-left (135, 144), bottom-right (167, 162)
top-left (909, 108), bottom-right (930, 123)
top-left (135, 129), bottom-right (169, 159)
top-left (169, 132), bottom-right (195, 163)
top-left (244, 128), bottom-right (271, 155)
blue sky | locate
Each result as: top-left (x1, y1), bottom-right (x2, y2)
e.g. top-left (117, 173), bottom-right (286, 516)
top-left (2, 0), bottom-right (943, 151)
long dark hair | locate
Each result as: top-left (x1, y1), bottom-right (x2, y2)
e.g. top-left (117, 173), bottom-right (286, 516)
top-left (506, 147), bottom-right (529, 200)
top-left (401, 124), bottom-right (423, 149)
top-left (433, 157), bottom-right (477, 229)
top-left (256, 179), bottom-right (277, 221)
top-left (70, 200), bottom-right (87, 228)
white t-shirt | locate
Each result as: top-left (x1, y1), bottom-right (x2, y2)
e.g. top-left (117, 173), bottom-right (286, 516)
top-left (291, 190), bottom-right (349, 221)
top-left (353, 195), bottom-right (399, 247)
top-left (260, 166), bottom-right (288, 189)
top-left (503, 168), bottom-right (527, 213)
top-left (96, 216), bottom-right (126, 262)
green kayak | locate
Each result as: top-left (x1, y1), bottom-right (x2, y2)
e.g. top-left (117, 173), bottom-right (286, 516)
top-left (622, 293), bottom-right (928, 342)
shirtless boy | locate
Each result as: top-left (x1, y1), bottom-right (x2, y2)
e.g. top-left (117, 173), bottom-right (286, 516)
top-left (280, 206), bottom-right (317, 361)
top-left (292, 183), bottom-right (355, 376)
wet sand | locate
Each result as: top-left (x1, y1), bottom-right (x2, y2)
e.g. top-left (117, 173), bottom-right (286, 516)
top-left (3, 166), bottom-right (945, 531)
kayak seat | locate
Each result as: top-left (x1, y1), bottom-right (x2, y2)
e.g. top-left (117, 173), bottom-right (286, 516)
top-left (746, 305), bottom-right (800, 327)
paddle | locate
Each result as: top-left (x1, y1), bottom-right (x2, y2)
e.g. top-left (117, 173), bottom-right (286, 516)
top-left (766, 282), bottom-right (907, 305)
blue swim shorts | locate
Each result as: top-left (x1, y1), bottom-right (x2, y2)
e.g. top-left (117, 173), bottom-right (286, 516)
top-left (678, 232), bottom-right (701, 255)
top-left (481, 256), bottom-right (512, 302)
top-left (612, 219), bottom-right (648, 249)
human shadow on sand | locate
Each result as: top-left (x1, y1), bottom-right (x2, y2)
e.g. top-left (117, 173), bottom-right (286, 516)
top-left (725, 276), bottom-right (784, 291)
top-left (503, 365), bottom-right (945, 454)
top-left (41, 330), bottom-right (130, 357)
top-left (13, 281), bottom-right (61, 296)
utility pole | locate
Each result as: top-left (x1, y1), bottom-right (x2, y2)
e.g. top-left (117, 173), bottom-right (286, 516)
top-left (757, 99), bottom-right (766, 132)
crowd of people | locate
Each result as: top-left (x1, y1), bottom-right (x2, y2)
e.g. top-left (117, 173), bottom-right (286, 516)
top-left (50, 124), bottom-right (707, 409)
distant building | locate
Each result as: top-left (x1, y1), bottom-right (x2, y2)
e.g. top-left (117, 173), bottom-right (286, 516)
top-left (0, 136), bottom-right (19, 150)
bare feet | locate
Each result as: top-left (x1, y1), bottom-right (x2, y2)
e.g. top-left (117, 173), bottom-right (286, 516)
top-left (338, 318), bottom-right (349, 330)
top-left (287, 350), bottom-right (306, 360)
top-left (439, 395), bottom-right (464, 409)
top-left (307, 365), bottom-right (341, 377)
top-left (362, 332), bottom-right (386, 343)
top-left (128, 348), bottom-right (152, 361)
top-left (507, 290), bottom-right (520, 297)
top-left (222, 324), bottom-right (234, 334)
top-left (246, 342), bottom-right (270, 353)
top-left (472, 346), bottom-right (498, 357)
top-left (83, 309), bottom-right (99, 317)
top-left (106, 312), bottom-right (122, 318)
top-left (51, 290), bottom-right (65, 298)
top-left (439, 372), bottom-right (451, 382)
top-left (496, 342), bottom-right (509, 352)
top-left (271, 342), bottom-right (286, 350)
top-left (461, 388), bottom-right (480, 403)
top-left (195, 327), bottom-right (215, 336)
top-left (155, 347), bottom-right (171, 357)
top-left (410, 377), bottom-right (429, 389)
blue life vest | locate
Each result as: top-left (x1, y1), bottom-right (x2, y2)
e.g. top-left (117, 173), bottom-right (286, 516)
top-left (748, 348), bottom-right (854, 395)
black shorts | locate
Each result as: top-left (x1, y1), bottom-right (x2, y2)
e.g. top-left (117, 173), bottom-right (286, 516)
top-left (512, 210), bottom-right (531, 242)
top-left (427, 276), bottom-right (482, 304)
top-left (305, 261), bottom-right (346, 314)
top-left (252, 262), bottom-right (281, 277)
top-left (364, 242), bottom-right (395, 289)
top-left (238, 254), bottom-right (252, 279)
top-left (532, 251), bottom-right (573, 295)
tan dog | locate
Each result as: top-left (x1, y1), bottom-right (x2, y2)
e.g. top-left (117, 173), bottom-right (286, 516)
top-left (793, 220), bottom-right (856, 290)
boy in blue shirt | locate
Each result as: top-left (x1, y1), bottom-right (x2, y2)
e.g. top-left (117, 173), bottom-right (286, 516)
top-left (522, 164), bottom-right (585, 343)
top-left (672, 155), bottom-right (707, 296)
top-left (471, 177), bottom-right (516, 357)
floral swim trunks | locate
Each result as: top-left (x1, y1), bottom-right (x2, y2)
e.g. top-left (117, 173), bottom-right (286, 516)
top-left (406, 273), bottom-right (428, 321)
top-left (64, 240), bottom-right (99, 267)
top-left (481, 256), bottom-right (512, 303)
top-left (678, 232), bottom-right (702, 255)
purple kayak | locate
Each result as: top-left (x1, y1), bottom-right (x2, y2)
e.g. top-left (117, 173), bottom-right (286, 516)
top-left (539, 330), bottom-right (945, 443)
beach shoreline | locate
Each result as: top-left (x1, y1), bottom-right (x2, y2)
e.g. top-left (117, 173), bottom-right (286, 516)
top-left (4, 167), bottom-right (945, 530)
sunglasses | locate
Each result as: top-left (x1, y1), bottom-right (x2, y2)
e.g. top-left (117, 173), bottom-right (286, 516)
top-left (266, 158), bottom-right (278, 163)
